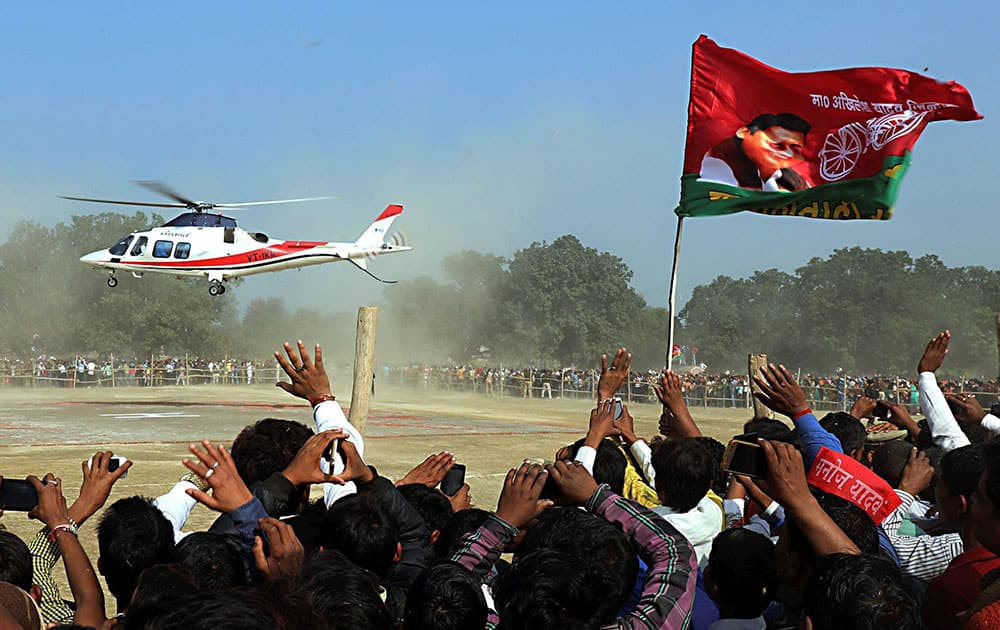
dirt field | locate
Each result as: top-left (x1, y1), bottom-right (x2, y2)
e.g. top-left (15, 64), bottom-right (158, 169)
top-left (0, 383), bottom-right (753, 616)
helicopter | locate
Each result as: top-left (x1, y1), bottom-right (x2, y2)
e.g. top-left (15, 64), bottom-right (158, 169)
top-left (65, 181), bottom-right (411, 296)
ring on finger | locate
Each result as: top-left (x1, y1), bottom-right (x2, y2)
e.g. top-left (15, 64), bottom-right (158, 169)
top-left (204, 468), bottom-right (215, 479)
top-left (295, 365), bottom-right (306, 372)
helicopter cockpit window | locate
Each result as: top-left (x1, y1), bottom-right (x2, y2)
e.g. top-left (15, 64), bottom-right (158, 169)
top-left (174, 242), bottom-right (191, 259)
top-left (108, 235), bottom-right (134, 256)
top-left (163, 213), bottom-right (237, 228)
top-left (129, 236), bottom-right (148, 257)
top-left (153, 240), bottom-right (173, 258)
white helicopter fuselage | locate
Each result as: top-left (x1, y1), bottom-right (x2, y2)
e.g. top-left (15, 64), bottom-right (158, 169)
top-left (79, 204), bottom-right (409, 292)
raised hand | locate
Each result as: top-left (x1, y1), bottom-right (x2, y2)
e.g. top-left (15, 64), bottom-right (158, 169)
top-left (584, 399), bottom-right (621, 448)
top-left (614, 404), bottom-right (639, 444)
top-left (69, 451), bottom-right (133, 525)
top-left (898, 448), bottom-right (935, 496)
top-left (274, 340), bottom-right (333, 403)
top-left (325, 439), bottom-right (374, 485)
top-left (28, 474), bottom-right (71, 529)
top-left (849, 396), bottom-right (878, 421)
top-left (448, 483), bottom-right (472, 512)
top-left (253, 517), bottom-right (305, 579)
top-left (757, 440), bottom-right (810, 512)
top-left (653, 370), bottom-right (702, 437)
top-left (874, 400), bottom-right (920, 436)
top-left (946, 393), bottom-right (988, 424)
top-left (183, 440), bottom-right (254, 513)
top-left (597, 348), bottom-right (631, 400)
top-left (546, 460), bottom-right (600, 506)
top-left (917, 330), bottom-right (950, 374)
top-left (494, 462), bottom-right (553, 528)
top-left (653, 370), bottom-right (685, 411)
top-left (753, 364), bottom-right (808, 418)
top-left (281, 430), bottom-right (349, 486)
top-left (396, 452), bottom-right (456, 488)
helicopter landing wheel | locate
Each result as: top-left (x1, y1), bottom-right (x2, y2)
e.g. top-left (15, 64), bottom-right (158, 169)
top-left (208, 280), bottom-right (226, 296)
top-left (107, 275), bottom-right (118, 288)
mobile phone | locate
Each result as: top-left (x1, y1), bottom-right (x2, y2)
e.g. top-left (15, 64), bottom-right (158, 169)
top-left (0, 479), bottom-right (39, 511)
top-left (88, 455), bottom-right (129, 478)
top-left (722, 433), bottom-right (766, 479)
top-left (612, 397), bottom-right (623, 421)
top-left (441, 464), bottom-right (467, 497)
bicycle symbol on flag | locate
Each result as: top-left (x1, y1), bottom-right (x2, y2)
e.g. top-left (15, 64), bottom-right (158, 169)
top-left (818, 110), bottom-right (929, 181)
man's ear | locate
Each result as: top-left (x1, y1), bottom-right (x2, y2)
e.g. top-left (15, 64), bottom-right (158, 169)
top-left (429, 529), bottom-right (441, 546)
top-left (393, 542), bottom-right (403, 563)
top-left (800, 613), bottom-right (814, 630)
top-left (30, 583), bottom-right (42, 604)
top-left (736, 126), bottom-right (751, 140)
top-left (959, 494), bottom-right (970, 516)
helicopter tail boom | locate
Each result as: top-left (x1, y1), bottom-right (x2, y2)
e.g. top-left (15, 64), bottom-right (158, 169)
top-left (354, 204), bottom-right (403, 249)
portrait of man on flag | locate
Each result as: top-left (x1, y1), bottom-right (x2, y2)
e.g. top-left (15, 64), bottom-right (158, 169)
top-left (699, 112), bottom-right (813, 192)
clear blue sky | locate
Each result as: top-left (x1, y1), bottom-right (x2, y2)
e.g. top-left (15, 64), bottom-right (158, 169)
top-left (1, 2), bottom-right (995, 312)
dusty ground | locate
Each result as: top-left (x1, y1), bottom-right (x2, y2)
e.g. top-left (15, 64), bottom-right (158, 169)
top-left (0, 383), bottom-right (752, 616)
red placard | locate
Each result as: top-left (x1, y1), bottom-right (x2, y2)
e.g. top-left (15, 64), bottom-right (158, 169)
top-left (807, 446), bottom-right (902, 524)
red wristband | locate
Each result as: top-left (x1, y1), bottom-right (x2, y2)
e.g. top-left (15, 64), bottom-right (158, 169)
top-left (309, 394), bottom-right (336, 407)
top-left (791, 407), bottom-right (813, 420)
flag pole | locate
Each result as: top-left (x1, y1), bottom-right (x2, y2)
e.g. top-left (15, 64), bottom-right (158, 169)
top-left (665, 215), bottom-right (685, 371)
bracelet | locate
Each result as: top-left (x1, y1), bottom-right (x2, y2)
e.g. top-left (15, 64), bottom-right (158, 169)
top-left (791, 407), bottom-right (813, 420)
top-left (309, 394), bottom-right (337, 407)
top-left (49, 523), bottom-right (79, 543)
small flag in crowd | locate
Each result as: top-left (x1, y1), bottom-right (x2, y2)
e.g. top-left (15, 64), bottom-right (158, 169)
top-left (671, 344), bottom-right (683, 359)
top-left (676, 36), bottom-right (981, 221)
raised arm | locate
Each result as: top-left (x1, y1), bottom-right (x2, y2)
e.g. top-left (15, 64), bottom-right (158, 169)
top-left (916, 331), bottom-right (969, 451)
top-left (654, 370), bottom-right (703, 438)
top-left (755, 364), bottom-right (841, 465)
top-left (28, 474), bottom-right (105, 629)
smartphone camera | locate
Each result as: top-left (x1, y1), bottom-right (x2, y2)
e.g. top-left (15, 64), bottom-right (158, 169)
top-left (441, 463), bottom-right (467, 497)
top-left (88, 455), bottom-right (129, 478)
top-left (612, 397), bottom-right (624, 421)
top-left (722, 433), bottom-right (766, 479)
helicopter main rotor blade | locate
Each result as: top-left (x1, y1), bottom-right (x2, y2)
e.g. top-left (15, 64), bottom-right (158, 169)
top-left (215, 196), bottom-right (336, 208)
top-left (133, 180), bottom-right (200, 207)
top-left (60, 196), bottom-right (187, 208)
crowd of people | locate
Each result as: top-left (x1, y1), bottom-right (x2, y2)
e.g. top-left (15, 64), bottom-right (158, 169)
top-left (383, 364), bottom-right (1000, 411)
top-left (3, 330), bottom-right (1000, 628)
top-left (0, 356), bottom-right (272, 388)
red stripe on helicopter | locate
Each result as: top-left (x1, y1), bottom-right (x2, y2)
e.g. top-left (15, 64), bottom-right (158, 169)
top-left (119, 241), bottom-right (330, 268)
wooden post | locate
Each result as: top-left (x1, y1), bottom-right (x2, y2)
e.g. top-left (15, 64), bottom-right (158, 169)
top-left (995, 314), bottom-right (1000, 380)
top-left (111, 353), bottom-right (116, 388)
top-left (748, 353), bottom-right (773, 419)
top-left (348, 306), bottom-right (379, 434)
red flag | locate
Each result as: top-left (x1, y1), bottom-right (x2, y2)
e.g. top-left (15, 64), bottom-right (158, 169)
top-left (677, 36), bottom-right (981, 220)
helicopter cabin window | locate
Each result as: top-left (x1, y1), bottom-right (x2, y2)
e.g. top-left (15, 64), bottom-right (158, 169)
top-left (153, 240), bottom-right (173, 258)
top-left (174, 242), bottom-right (191, 259)
top-left (108, 235), bottom-right (134, 256)
top-left (129, 236), bottom-right (148, 256)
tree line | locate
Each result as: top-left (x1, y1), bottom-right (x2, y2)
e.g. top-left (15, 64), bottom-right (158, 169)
top-left (0, 212), bottom-right (996, 375)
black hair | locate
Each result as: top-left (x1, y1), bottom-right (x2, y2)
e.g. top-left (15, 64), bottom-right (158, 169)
top-left (871, 440), bottom-right (914, 488)
top-left (746, 112), bottom-right (811, 135)
top-left (707, 528), bottom-right (776, 618)
top-left (97, 496), bottom-right (175, 605)
top-left (743, 417), bottom-right (800, 449)
top-left (651, 438), bottom-right (714, 512)
top-left (397, 483), bottom-right (454, 533)
top-left (494, 549), bottom-right (605, 630)
top-left (128, 564), bottom-right (199, 611)
top-left (173, 532), bottom-right (249, 591)
top-left (819, 412), bottom-right (867, 456)
top-left (787, 491), bottom-right (879, 557)
top-left (230, 418), bottom-right (314, 486)
top-left (405, 563), bottom-right (487, 630)
top-left (0, 530), bottom-right (32, 591)
top-left (982, 441), bottom-right (1000, 517)
top-left (569, 438), bottom-right (627, 496)
top-left (321, 493), bottom-right (398, 578)
top-left (434, 508), bottom-right (491, 560)
top-left (298, 550), bottom-right (390, 630)
top-left (695, 436), bottom-right (728, 497)
top-left (803, 553), bottom-right (921, 630)
top-left (939, 443), bottom-right (985, 500)
top-left (517, 507), bottom-right (638, 620)
top-left (121, 583), bottom-right (322, 630)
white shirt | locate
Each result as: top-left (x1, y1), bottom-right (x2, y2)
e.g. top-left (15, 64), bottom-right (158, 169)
top-left (653, 495), bottom-right (724, 569)
top-left (918, 372), bottom-right (1000, 451)
top-left (700, 155), bottom-right (786, 192)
